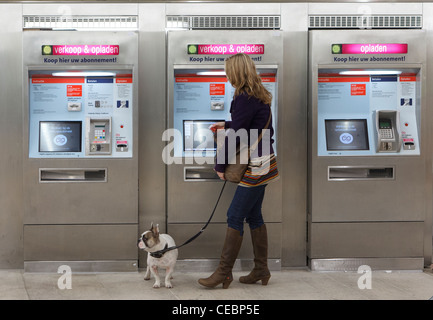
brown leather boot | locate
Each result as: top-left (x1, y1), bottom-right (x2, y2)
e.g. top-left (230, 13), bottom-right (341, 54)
top-left (198, 227), bottom-right (243, 289)
top-left (239, 224), bottom-right (271, 285)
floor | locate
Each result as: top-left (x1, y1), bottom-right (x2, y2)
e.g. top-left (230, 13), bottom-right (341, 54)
top-left (2, 268), bottom-right (433, 300)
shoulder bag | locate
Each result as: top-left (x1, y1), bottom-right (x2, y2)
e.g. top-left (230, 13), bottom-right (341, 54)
top-left (215, 107), bottom-right (272, 183)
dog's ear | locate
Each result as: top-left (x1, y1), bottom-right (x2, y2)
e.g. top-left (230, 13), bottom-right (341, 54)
top-left (151, 223), bottom-right (160, 237)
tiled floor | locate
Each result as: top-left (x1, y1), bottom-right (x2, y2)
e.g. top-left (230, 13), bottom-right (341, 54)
top-left (1, 268), bottom-right (433, 300)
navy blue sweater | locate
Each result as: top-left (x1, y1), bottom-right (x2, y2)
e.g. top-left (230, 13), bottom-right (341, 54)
top-left (214, 93), bottom-right (275, 173)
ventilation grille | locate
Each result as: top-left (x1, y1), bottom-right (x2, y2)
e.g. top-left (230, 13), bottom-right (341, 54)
top-left (23, 15), bottom-right (138, 30)
top-left (309, 15), bottom-right (422, 29)
top-left (167, 15), bottom-right (280, 30)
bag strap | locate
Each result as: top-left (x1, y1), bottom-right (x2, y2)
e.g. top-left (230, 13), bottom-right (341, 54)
top-left (249, 105), bottom-right (272, 152)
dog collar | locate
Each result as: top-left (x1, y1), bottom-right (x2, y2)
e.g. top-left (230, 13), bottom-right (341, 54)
top-left (150, 243), bottom-right (169, 258)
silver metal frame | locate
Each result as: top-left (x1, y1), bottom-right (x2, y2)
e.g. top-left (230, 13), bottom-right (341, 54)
top-left (308, 28), bottom-right (430, 271)
top-left (22, 30), bottom-right (139, 272)
top-left (166, 28), bottom-right (284, 262)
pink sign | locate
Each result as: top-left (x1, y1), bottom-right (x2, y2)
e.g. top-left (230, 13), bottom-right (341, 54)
top-left (195, 44), bottom-right (264, 55)
top-left (342, 43), bottom-right (407, 54)
top-left (46, 45), bottom-right (119, 56)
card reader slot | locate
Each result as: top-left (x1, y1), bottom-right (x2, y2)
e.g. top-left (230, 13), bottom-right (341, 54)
top-left (39, 168), bottom-right (107, 183)
top-left (328, 166), bottom-right (394, 181)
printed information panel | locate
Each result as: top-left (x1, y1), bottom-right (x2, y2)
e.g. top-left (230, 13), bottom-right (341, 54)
top-left (318, 70), bottom-right (420, 156)
top-left (173, 69), bottom-right (277, 157)
top-left (28, 70), bottom-right (133, 158)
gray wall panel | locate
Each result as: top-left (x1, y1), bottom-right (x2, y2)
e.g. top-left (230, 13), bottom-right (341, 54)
top-left (422, 1), bottom-right (433, 270)
top-left (280, 3), bottom-right (309, 267)
top-left (137, 3), bottom-right (167, 267)
top-left (0, 4), bottom-right (23, 269)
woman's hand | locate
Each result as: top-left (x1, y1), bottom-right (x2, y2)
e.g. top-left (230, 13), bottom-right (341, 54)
top-left (209, 121), bottom-right (225, 132)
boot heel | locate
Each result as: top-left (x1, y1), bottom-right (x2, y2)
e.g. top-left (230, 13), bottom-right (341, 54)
top-left (261, 276), bottom-right (271, 286)
top-left (222, 274), bottom-right (233, 289)
top-left (222, 279), bottom-right (232, 289)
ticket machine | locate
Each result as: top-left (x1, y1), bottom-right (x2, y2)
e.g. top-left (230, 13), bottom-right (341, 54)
top-left (166, 30), bottom-right (283, 264)
top-left (308, 29), bottom-right (430, 270)
top-left (23, 31), bottom-right (138, 272)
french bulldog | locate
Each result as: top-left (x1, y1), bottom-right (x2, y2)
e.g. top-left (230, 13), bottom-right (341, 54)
top-left (137, 223), bottom-right (178, 288)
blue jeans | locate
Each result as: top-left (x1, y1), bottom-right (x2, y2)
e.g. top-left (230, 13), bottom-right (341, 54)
top-left (227, 185), bottom-right (267, 235)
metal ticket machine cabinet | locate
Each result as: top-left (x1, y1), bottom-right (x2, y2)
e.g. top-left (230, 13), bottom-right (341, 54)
top-left (308, 29), bottom-right (431, 271)
top-left (166, 29), bottom-right (283, 267)
top-left (23, 31), bottom-right (138, 272)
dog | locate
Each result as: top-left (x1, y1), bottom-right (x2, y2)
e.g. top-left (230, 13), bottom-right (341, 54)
top-left (137, 223), bottom-right (178, 288)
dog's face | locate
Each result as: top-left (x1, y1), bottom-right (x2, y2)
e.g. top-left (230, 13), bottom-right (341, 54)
top-left (137, 223), bottom-right (160, 251)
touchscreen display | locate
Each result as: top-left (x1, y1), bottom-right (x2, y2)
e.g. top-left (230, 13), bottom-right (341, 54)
top-left (325, 119), bottom-right (369, 151)
top-left (183, 120), bottom-right (223, 152)
top-left (39, 121), bottom-right (82, 152)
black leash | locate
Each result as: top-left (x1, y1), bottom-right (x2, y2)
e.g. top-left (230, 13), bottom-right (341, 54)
top-left (150, 180), bottom-right (227, 258)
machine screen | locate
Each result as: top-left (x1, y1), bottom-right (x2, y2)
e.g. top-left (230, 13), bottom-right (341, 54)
top-left (39, 121), bottom-right (82, 152)
top-left (183, 120), bottom-right (222, 152)
top-left (325, 119), bottom-right (369, 151)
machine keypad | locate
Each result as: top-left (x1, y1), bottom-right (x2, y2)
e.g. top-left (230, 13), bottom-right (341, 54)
top-left (380, 129), bottom-right (393, 139)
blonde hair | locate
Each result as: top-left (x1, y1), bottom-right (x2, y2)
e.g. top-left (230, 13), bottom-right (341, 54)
top-left (225, 53), bottom-right (272, 106)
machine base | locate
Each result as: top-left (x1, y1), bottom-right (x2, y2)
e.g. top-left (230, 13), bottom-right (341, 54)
top-left (24, 260), bottom-right (138, 273)
top-left (174, 259), bottom-right (281, 273)
top-left (309, 258), bottom-right (425, 272)
top-left (24, 259), bottom-right (280, 273)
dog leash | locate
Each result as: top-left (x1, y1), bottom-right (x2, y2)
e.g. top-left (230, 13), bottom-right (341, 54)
top-left (150, 180), bottom-right (227, 258)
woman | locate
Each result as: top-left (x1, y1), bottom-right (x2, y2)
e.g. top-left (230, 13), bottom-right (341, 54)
top-left (198, 53), bottom-right (279, 289)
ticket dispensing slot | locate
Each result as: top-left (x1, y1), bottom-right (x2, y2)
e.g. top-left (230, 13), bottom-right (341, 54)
top-left (328, 166), bottom-right (394, 181)
top-left (184, 167), bottom-right (220, 181)
top-left (86, 117), bottom-right (112, 155)
top-left (39, 168), bottom-right (107, 183)
top-left (376, 110), bottom-right (401, 153)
